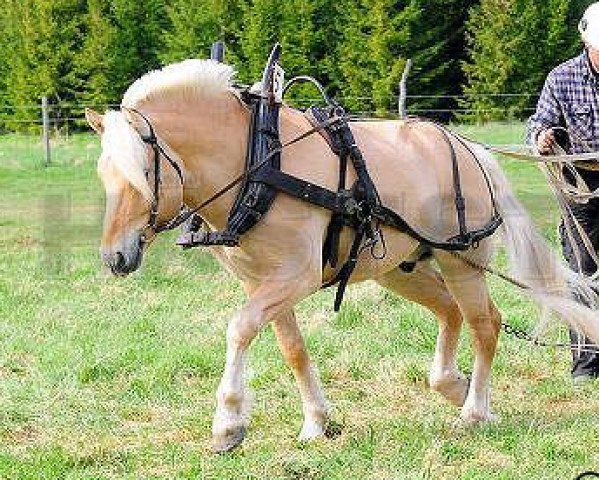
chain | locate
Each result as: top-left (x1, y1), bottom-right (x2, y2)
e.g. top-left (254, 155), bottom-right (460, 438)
top-left (501, 322), bottom-right (599, 354)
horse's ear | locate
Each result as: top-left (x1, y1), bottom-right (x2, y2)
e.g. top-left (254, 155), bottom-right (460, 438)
top-left (85, 108), bottom-right (104, 134)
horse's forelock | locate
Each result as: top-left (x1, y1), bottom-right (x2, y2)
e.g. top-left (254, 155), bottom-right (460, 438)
top-left (99, 110), bottom-right (153, 202)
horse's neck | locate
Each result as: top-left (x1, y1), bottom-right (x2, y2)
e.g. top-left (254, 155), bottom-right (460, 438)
top-left (146, 94), bottom-right (250, 230)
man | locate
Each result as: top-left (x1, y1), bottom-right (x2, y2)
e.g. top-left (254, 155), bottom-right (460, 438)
top-left (527, 2), bottom-right (599, 382)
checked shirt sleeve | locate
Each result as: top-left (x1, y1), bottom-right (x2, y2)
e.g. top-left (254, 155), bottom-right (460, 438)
top-left (526, 75), bottom-right (563, 147)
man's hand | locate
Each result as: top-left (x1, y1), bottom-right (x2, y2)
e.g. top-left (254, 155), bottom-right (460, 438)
top-left (536, 128), bottom-right (556, 155)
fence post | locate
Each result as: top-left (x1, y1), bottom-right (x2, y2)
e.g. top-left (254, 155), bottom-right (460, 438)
top-left (210, 41), bottom-right (225, 62)
top-left (42, 96), bottom-right (51, 166)
top-left (398, 59), bottom-right (412, 119)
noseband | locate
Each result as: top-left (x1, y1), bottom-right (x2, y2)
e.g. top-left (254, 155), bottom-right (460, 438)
top-left (121, 107), bottom-right (186, 239)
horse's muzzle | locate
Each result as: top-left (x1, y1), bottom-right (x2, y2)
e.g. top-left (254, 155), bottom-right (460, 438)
top-left (102, 249), bottom-right (142, 276)
top-left (101, 235), bottom-right (144, 276)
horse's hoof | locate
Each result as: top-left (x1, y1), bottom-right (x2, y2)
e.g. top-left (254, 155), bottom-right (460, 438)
top-left (429, 374), bottom-right (470, 407)
top-left (459, 410), bottom-right (498, 425)
top-left (298, 419), bottom-right (343, 441)
top-left (212, 426), bottom-right (246, 453)
top-left (298, 420), bottom-right (326, 441)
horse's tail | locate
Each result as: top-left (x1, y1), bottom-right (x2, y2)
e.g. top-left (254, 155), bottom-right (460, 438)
top-left (471, 143), bottom-right (599, 341)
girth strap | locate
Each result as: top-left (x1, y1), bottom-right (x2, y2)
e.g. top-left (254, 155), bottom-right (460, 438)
top-left (305, 105), bottom-right (349, 269)
top-left (332, 223), bottom-right (366, 311)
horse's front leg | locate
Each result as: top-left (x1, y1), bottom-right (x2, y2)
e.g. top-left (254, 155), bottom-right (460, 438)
top-left (211, 275), bottom-right (318, 452)
top-left (211, 306), bottom-right (256, 453)
top-left (272, 310), bottom-right (328, 440)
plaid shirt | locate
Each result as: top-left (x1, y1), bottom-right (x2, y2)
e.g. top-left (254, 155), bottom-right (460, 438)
top-left (527, 50), bottom-right (599, 154)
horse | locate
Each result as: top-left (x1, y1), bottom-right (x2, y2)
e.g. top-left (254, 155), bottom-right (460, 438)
top-left (85, 59), bottom-right (599, 453)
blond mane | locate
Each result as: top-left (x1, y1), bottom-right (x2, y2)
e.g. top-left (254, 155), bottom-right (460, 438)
top-left (122, 59), bottom-right (236, 108)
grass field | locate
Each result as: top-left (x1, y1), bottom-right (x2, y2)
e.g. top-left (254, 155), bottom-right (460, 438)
top-left (1, 124), bottom-right (598, 479)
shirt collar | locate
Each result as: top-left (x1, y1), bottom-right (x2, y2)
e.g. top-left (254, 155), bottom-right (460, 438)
top-left (581, 49), bottom-right (598, 83)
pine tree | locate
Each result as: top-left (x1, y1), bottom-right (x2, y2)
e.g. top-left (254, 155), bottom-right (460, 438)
top-left (406, 0), bottom-right (477, 116)
top-left (335, 0), bottom-right (418, 115)
top-left (110, 0), bottom-right (168, 94)
top-left (0, 0), bottom-right (86, 129)
top-left (463, 0), bottom-right (579, 122)
top-left (0, 6), bottom-right (14, 128)
top-left (72, 0), bottom-right (118, 108)
top-left (159, 0), bottom-right (245, 73)
top-left (280, 0), bottom-right (318, 77)
top-left (237, 0), bottom-right (337, 102)
top-left (239, 0), bottom-right (283, 81)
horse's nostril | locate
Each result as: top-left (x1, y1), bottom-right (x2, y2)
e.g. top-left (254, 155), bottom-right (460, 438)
top-left (115, 252), bottom-right (126, 270)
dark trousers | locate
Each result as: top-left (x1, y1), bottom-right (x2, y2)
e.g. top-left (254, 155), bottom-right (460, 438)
top-left (560, 196), bottom-right (599, 377)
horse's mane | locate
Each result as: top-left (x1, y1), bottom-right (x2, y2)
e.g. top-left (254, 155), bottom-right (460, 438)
top-left (122, 59), bottom-right (236, 108)
top-left (99, 111), bottom-right (154, 202)
top-left (100, 60), bottom-right (236, 200)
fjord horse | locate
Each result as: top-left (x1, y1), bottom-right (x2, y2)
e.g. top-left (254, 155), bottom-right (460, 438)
top-left (86, 59), bottom-right (599, 452)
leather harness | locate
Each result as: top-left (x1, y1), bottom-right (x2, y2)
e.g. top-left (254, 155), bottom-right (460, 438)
top-left (131, 44), bottom-right (503, 311)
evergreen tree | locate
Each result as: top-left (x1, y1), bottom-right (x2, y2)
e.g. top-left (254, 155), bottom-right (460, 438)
top-left (0, 6), bottom-right (13, 128)
top-left (280, 0), bottom-right (318, 77)
top-left (72, 0), bottom-right (118, 108)
top-left (109, 0), bottom-right (168, 94)
top-left (310, 0), bottom-right (344, 90)
top-left (463, 0), bottom-right (582, 122)
top-left (159, 0), bottom-right (244, 68)
top-left (0, 0), bottom-right (86, 129)
top-left (335, 0), bottom-right (417, 114)
top-left (278, 0), bottom-right (326, 106)
top-left (406, 0), bottom-right (476, 116)
top-left (238, 0), bottom-right (335, 102)
top-left (2, 0), bottom-right (589, 130)
top-left (239, 0), bottom-right (283, 81)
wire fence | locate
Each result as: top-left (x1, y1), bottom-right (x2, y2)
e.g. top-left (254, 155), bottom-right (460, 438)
top-left (0, 94), bottom-right (536, 168)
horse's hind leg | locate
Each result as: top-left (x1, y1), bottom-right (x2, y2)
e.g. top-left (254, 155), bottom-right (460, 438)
top-left (434, 251), bottom-right (501, 423)
top-left (377, 263), bottom-right (469, 406)
top-left (272, 310), bottom-right (329, 440)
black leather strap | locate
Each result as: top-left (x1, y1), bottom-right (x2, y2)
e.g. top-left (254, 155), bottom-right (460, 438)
top-left (372, 205), bottom-right (503, 251)
top-left (252, 167), bottom-right (346, 214)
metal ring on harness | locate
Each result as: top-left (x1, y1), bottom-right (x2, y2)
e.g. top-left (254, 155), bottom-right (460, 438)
top-left (283, 75), bottom-right (333, 106)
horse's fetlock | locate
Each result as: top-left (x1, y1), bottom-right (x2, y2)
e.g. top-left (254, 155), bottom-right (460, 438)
top-left (429, 370), bottom-right (460, 391)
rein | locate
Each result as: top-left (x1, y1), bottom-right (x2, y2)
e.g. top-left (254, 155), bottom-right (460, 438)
top-left (455, 129), bottom-right (599, 164)
top-left (122, 106), bottom-right (343, 238)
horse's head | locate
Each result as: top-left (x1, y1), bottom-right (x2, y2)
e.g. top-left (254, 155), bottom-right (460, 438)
top-left (86, 108), bottom-right (183, 276)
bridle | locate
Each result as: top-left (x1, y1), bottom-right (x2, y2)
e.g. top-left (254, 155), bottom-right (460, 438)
top-left (121, 107), bottom-right (186, 240)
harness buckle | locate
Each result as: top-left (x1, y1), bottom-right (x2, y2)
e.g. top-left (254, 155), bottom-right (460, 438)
top-left (339, 190), bottom-right (359, 215)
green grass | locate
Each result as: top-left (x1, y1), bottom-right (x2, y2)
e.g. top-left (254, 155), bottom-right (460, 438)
top-left (0, 125), bottom-right (597, 479)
